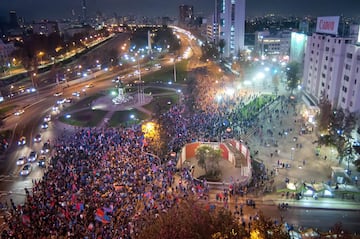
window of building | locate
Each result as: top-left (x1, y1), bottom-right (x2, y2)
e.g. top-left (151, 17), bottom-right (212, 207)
top-left (325, 56), bottom-right (328, 61)
top-left (322, 73), bottom-right (326, 78)
top-left (338, 39), bottom-right (341, 44)
top-left (357, 55), bottom-right (360, 61)
top-left (332, 48), bottom-right (335, 53)
top-left (330, 58), bottom-right (333, 62)
top-left (342, 86), bottom-right (347, 92)
top-left (321, 82), bottom-right (325, 87)
top-left (325, 47), bottom-right (329, 52)
top-left (347, 53), bottom-right (353, 59)
top-left (344, 75), bottom-right (349, 81)
top-left (342, 97), bottom-right (346, 103)
top-left (345, 64), bottom-right (351, 70)
top-left (350, 101), bottom-right (353, 107)
top-left (330, 67), bottom-right (332, 72)
top-left (324, 65), bottom-right (327, 70)
top-left (355, 79), bottom-right (357, 85)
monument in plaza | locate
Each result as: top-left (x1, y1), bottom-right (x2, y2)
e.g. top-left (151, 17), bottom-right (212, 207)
top-left (112, 80), bottom-right (133, 105)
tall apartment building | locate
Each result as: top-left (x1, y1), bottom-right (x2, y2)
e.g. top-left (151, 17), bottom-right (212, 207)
top-left (303, 32), bottom-right (360, 113)
top-left (179, 5), bottom-right (193, 26)
top-left (214, 0), bottom-right (246, 58)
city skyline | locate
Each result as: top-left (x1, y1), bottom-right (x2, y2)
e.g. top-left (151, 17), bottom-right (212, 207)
top-left (0, 0), bottom-right (359, 21)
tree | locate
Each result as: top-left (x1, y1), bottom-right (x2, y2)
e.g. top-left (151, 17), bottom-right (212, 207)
top-left (195, 145), bottom-right (210, 174)
top-left (316, 92), bottom-right (332, 132)
top-left (250, 211), bottom-right (289, 239)
top-left (136, 199), bottom-right (248, 239)
top-left (285, 62), bottom-right (300, 94)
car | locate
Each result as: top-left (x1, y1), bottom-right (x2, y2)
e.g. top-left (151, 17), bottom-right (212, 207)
top-left (72, 92), bottom-right (80, 97)
top-left (14, 109), bottom-right (25, 116)
top-left (52, 105), bottom-right (59, 113)
top-left (18, 136), bottom-right (26, 146)
top-left (85, 83), bottom-right (94, 88)
top-left (34, 134), bottom-right (42, 142)
top-left (65, 97), bottom-right (73, 103)
top-left (28, 151), bottom-right (38, 162)
top-left (44, 115), bottom-right (51, 122)
top-left (38, 155), bottom-right (46, 168)
top-left (57, 98), bottom-right (66, 104)
top-left (20, 163), bottom-right (32, 176)
top-left (16, 156), bottom-right (27, 166)
top-left (53, 92), bottom-right (63, 97)
top-left (41, 122), bottom-right (49, 129)
top-left (41, 142), bottom-right (50, 154)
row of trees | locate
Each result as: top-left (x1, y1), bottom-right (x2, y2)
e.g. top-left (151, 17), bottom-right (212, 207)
top-left (137, 199), bottom-right (289, 239)
top-left (316, 95), bottom-right (358, 171)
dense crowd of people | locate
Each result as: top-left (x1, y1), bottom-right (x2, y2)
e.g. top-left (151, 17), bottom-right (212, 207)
top-left (1, 65), bottom-right (277, 238)
top-left (2, 127), bottom-right (208, 238)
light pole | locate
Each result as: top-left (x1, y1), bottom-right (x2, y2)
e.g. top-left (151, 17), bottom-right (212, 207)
top-left (290, 147), bottom-right (295, 161)
top-left (173, 58), bottom-right (177, 83)
top-left (135, 53), bottom-right (144, 104)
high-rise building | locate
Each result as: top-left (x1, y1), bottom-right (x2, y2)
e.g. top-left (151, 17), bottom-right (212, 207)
top-left (214, 0), bottom-right (246, 58)
top-left (81, 0), bottom-right (87, 23)
top-left (179, 5), bottom-right (193, 26)
top-left (303, 29), bottom-right (360, 113)
top-left (9, 11), bottom-right (19, 28)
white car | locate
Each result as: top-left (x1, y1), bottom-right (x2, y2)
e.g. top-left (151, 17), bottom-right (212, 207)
top-left (85, 83), bottom-right (94, 88)
top-left (28, 151), bottom-right (38, 162)
top-left (34, 134), bottom-right (42, 142)
top-left (20, 163), bottom-right (32, 176)
top-left (44, 115), bottom-right (51, 122)
top-left (72, 92), bottom-right (80, 97)
top-left (53, 92), bottom-right (63, 97)
top-left (14, 109), bottom-right (25, 116)
top-left (18, 136), bottom-right (26, 146)
top-left (57, 98), bottom-right (66, 104)
top-left (16, 156), bottom-right (27, 166)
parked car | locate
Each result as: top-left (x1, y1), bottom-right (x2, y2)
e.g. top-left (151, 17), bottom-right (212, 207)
top-left (16, 156), bottom-right (27, 166)
top-left (20, 163), bottom-right (32, 176)
top-left (18, 136), bottom-right (26, 146)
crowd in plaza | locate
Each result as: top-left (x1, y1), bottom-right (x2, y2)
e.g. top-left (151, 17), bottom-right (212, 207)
top-left (2, 127), bottom-right (208, 238)
top-left (2, 66), bottom-right (291, 238)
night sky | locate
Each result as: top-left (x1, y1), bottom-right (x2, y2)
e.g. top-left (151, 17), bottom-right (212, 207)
top-left (0, 0), bottom-right (359, 21)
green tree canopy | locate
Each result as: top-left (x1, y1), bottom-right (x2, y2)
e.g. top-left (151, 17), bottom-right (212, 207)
top-left (136, 199), bottom-right (248, 239)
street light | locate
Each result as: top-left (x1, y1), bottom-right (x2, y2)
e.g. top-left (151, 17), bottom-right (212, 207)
top-left (38, 51), bottom-right (44, 65)
top-left (172, 58), bottom-right (177, 82)
top-left (290, 147), bottom-right (295, 160)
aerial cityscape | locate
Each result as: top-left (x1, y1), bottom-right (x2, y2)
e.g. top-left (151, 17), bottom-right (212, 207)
top-left (0, 0), bottom-right (360, 238)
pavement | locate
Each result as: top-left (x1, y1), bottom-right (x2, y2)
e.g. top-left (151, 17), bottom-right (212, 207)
top-left (182, 92), bottom-right (360, 212)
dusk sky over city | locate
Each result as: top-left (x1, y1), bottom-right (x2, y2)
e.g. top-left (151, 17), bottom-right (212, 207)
top-left (1, 0), bottom-right (359, 20)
